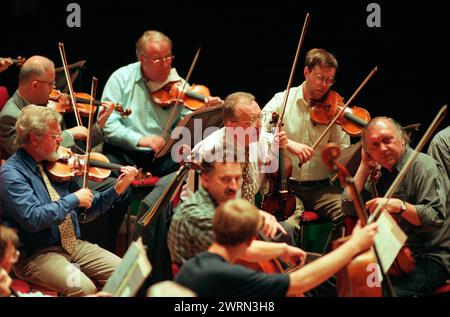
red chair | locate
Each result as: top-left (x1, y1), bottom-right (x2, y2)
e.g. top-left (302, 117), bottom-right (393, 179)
top-left (0, 86), bottom-right (9, 110)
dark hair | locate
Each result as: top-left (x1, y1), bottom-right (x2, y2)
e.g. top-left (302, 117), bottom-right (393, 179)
top-left (305, 48), bottom-right (338, 72)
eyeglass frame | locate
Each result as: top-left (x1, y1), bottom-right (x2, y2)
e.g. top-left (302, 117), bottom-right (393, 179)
top-left (312, 73), bottom-right (336, 86)
top-left (33, 79), bottom-right (56, 88)
top-left (142, 55), bottom-right (175, 65)
top-left (230, 113), bottom-right (264, 127)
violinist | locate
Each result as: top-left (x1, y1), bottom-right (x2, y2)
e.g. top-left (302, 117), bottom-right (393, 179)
top-left (342, 117), bottom-right (450, 296)
top-left (0, 55), bottom-right (131, 253)
top-left (262, 48), bottom-right (349, 249)
top-left (101, 30), bottom-right (222, 177)
top-left (0, 105), bottom-right (139, 296)
top-left (175, 198), bottom-right (377, 297)
top-left (0, 56), bottom-right (115, 158)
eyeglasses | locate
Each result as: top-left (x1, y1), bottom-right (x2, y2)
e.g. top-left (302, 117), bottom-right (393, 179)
top-left (48, 132), bottom-right (62, 139)
top-left (231, 113), bottom-right (264, 127)
top-left (143, 55), bottom-right (175, 64)
top-left (34, 79), bottom-right (56, 88)
top-left (313, 73), bottom-right (335, 86)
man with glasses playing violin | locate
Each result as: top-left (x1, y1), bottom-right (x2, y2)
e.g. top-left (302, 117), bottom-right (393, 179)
top-left (262, 48), bottom-right (350, 251)
top-left (0, 105), bottom-right (139, 296)
top-left (100, 30), bottom-right (222, 177)
top-left (0, 55), bottom-right (131, 254)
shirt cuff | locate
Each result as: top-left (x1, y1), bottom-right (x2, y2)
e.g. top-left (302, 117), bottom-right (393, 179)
top-left (61, 130), bottom-right (75, 148)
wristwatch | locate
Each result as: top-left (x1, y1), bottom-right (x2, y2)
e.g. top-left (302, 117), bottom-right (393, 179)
top-left (399, 200), bottom-right (407, 214)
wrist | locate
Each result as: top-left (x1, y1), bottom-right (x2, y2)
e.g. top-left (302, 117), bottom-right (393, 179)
top-left (398, 200), bottom-right (407, 215)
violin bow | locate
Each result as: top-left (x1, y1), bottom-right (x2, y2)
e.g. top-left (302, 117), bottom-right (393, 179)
top-left (160, 47), bottom-right (202, 145)
top-left (58, 42), bottom-right (82, 127)
top-left (368, 105), bottom-right (448, 223)
top-left (311, 66), bottom-right (378, 150)
top-left (79, 76), bottom-right (98, 222)
top-left (277, 13), bottom-right (310, 127)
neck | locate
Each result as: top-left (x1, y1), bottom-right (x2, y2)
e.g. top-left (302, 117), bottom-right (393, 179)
top-left (302, 83), bottom-right (311, 103)
top-left (208, 243), bottom-right (243, 264)
top-left (21, 145), bottom-right (43, 163)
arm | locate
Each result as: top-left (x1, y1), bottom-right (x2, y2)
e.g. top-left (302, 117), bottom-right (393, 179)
top-left (101, 70), bottom-right (146, 151)
top-left (1, 168), bottom-right (79, 233)
top-left (240, 240), bottom-right (306, 266)
top-left (287, 222), bottom-right (377, 295)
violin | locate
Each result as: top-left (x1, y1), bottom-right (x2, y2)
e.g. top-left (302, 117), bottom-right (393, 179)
top-left (151, 80), bottom-right (211, 111)
top-left (261, 112), bottom-right (296, 220)
top-left (310, 90), bottom-right (371, 137)
top-left (44, 146), bottom-right (147, 183)
top-left (48, 89), bottom-right (131, 118)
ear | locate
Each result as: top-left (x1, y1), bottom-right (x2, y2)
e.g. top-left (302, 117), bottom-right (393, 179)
top-left (200, 173), bottom-right (209, 189)
top-left (303, 66), bottom-right (310, 78)
top-left (29, 132), bottom-right (40, 145)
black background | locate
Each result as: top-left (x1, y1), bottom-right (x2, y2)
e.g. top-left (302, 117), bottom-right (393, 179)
top-left (1, 0), bottom-right (449, 139)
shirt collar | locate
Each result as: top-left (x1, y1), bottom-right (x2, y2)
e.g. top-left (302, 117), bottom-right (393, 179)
top-left (16, 148), bottom-right (40, 174)
top-left (199, 186), bottom-right (219, 208)
top-left (393, 146), bottom-right (412, 173)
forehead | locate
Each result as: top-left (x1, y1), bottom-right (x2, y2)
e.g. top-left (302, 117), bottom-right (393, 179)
top-left (365, 120), bottom-right (397, 140)
top-left (212, 162), bottom-right (242, 176)
top-left (236, 100), bottom-right (260, 117)
top-left (47, 120), bottom-right (61, 131)
top-left (311, 65), bottom-right (336, 76)
top-left (143, 40), bottom-right (172, 56)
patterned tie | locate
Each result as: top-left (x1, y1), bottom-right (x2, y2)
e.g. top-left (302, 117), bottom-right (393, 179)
top-left (241, 147), bottom-right (255, 203)
top-left (38, 164), bottom-right (77, 254)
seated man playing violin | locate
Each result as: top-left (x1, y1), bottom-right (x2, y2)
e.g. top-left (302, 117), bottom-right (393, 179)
top-left (0, 55), bottom-right (131, 253)
top-left (342, 117), bottom-right (450, 296)
top-left (175, 198), bottom-right (377, 297)
top-left (0, 105), bottom-right (139, 296)
top-left (100, 30), bottom-right (222, 178)
top-left (262, 48), bottom-right (350, 250)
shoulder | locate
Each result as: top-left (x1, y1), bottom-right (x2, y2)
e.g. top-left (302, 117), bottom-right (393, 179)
top-left (108, 62), bottom-right (140, 81)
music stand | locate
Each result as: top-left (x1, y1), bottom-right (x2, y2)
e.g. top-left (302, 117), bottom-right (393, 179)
top-left (153, 105), bottom-right (224, 161)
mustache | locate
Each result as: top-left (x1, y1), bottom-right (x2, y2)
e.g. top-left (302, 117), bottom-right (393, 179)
top-left (225, 189), bottom-right (237, 195)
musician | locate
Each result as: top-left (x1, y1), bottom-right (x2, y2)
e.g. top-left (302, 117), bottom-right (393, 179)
top-left (342, 116), bottom-right (450, 296)
top-left (100, 30), bottom-right (222, 177)
top-left (428, 126), bottom-right (450, 181)
top-left (262, 48), bottom-right (350, 249)
top-left (168, 154), bottom-right (304, 267)
top-left (0, 56), bottom-right (130, 252)
top-left (186, 92), bottom-right (306, 207)
top-left (0, 105), bottom-right (138, 296)
top-left (175, 198), bottom-right (376, 297)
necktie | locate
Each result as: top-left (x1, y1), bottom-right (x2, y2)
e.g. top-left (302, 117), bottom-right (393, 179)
top-left (38, 164), bottom-right (77, 254)
top-left (241, 147), bottom-right (255, 203)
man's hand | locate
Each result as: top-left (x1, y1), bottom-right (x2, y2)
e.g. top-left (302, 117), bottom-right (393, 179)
top-left (287, 140), bottom-right (314, 164)
top-left (67, 126), bottom-right (89, 141)
top-left (272, 130), bottom-right (288, 150)
top-left (259, 209), bottom-right (288, 239)
top-left (279, 245), bottom-right (307, 267)
top-left (365, 197), bottom-right (403, 215)
top-left (96, 101), bottom-right (116, 129)
top-left (204, 96), bottom-right (223, 108)
top-left (0, 58), bottom-right (13, 73)
top-left (0, 268), bottom-right (12, 297)
top-left (74, 188), bottom-right (94, 208)
top-left (348, 221), bottom-right (378, 254)
top-left (114, 166), bottom-right (139, 195)
top-left (138, 135), bottom-right (164, 152)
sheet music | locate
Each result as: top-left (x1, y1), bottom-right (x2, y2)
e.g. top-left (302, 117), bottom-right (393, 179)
top-left (373, 210), bottom-right (407, 273)
top-left (102, 238), bottom-right (152, 297)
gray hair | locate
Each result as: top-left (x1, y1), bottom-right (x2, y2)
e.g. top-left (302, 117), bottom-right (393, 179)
top-left (15, 105), bottom-right (61, 147)
top-left (135, 30), bottom-right (172, 59)
top-left (361, 116), bottom-right (408, 150)
top-left (222, 92), bottom-right (256, 123)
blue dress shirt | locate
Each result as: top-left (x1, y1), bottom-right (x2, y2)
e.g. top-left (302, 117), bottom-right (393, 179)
top-left (0, 148), bottom-right (120, 255)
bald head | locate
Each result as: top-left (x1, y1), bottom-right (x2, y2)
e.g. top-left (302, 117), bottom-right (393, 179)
top-left (19, 55), bottom-right (55, 84)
